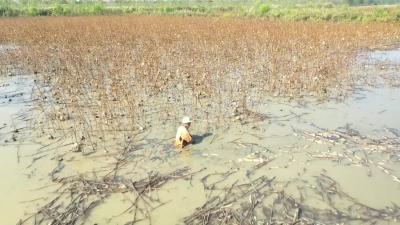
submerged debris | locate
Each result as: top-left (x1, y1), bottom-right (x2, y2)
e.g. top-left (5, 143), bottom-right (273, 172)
top-left (18, 167), bottom-right (196, 225)
top-left (186, 171), bottom-right (400, 225)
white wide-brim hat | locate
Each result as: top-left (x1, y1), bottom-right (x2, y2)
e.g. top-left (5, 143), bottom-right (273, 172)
top-left (182, 116), bottom-right (191, 124)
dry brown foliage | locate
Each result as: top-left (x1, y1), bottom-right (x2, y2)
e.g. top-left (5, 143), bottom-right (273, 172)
top-left (1, 16), bottom-right (399, 147)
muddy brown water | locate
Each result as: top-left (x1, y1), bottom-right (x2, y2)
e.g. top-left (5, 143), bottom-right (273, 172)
top-left (1, 49), bottom-right (400, 225)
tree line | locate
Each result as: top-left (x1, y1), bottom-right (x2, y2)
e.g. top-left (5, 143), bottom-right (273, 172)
top-left (346, 0), bottom-right (399, 5)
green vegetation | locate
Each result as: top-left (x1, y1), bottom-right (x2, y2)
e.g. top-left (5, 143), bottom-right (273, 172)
top-left (0, 0), bottom-right (399, 21)
top-left (0, 1), bottom-right (107, 16)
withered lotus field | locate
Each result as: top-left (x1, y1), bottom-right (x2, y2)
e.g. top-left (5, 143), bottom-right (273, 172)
top-left (1, 16), bottom-right (400, 225)
top-left (1, 16), bottom-right (399, 146)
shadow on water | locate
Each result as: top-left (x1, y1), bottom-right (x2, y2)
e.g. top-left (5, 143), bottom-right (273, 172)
top-left (192, 133), bottom-right (213, 145)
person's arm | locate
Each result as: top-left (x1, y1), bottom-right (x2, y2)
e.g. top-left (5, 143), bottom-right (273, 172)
top-left (181, 130), bottom-right (192, 143)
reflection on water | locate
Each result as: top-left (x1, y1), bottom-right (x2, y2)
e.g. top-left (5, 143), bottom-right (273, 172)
top-left (368, 48), bottom-right (400, 64)
top-left (1, 49), bottom-right (400, 225)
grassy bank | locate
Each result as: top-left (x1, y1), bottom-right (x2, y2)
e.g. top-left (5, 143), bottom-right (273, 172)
top-left (0, 1), bottom-right (400, 21)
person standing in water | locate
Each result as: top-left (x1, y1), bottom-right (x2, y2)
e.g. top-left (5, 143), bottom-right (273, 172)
top-left (175, 116), bottom-right (193, 149)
